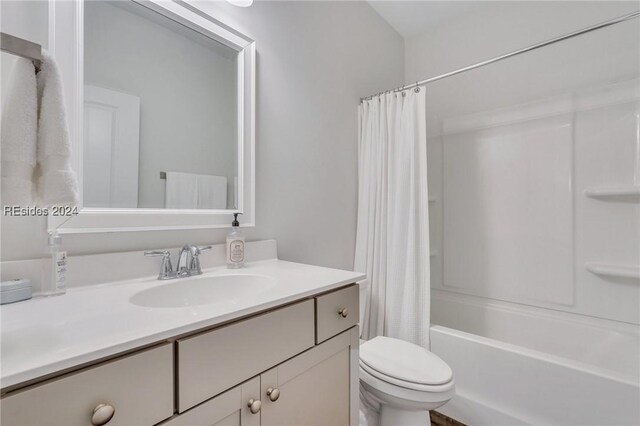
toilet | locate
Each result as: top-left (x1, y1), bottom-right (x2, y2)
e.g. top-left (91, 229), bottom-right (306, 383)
top-left (359, 336), bottom-right (455, 426)
top-left (357, 282), bottom-right (455, 426)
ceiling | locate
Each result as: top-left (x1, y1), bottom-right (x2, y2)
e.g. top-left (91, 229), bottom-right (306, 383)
top-left (367, 1), bottom-right (497, 39)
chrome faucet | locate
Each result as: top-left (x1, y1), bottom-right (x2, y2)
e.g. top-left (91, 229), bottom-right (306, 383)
top-left (145, 245), bottom-right (212, 280)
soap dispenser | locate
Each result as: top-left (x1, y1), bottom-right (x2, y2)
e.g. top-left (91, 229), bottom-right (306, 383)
top-left (42, 232), bottom-right (67, 296)
top-left (226, 213), bottom-right (245, 269)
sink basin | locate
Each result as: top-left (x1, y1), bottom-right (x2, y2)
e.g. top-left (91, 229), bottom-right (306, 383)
top-left (129, 274), bottom-right (276, 308)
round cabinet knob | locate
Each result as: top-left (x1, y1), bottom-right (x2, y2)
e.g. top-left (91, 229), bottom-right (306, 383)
top-left (91, 403), bottom-right (115, 426)
top-left (247, 399), bottom-right (262, 414)
top-left (266, 387), bottom-right (280, 402)
top-left (338, 308), bottom-right (349, 318)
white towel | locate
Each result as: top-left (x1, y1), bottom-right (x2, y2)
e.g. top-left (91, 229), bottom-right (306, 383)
top-left (165, 172), bottom-right (198, 209)
top-left (35, 51), bottom-right (79, 207)
top-left (197, 174), bottom-right (227, 209)
top-left (231, 176), bottom-right (238, 209)
top-left (1, 58), bottom-right (38, 206)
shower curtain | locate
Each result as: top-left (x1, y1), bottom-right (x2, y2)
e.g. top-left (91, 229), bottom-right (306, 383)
top-left (354, 89), bottom-right (431, 347)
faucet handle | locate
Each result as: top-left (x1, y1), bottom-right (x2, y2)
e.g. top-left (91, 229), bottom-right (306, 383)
top-left (144, 250), bottom-right (170, 257)
top-left (188, 246), bottom-right (213, 275)
top-left (188, 245), bottom-right (212, 257)
top-left (144, 250), bottom-right (174, 280)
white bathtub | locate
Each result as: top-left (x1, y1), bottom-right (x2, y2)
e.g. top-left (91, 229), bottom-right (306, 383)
top-left (430, 291), bottom-right (640, 426)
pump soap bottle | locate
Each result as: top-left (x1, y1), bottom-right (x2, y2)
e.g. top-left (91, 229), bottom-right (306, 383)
top-left (226, 213), bottom-right (245, 269)
top-left (42, 232), bottom-right (67, 296)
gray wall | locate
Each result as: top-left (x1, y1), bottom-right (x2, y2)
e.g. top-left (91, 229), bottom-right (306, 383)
top-left (1, 1), bottom-right (404, 271)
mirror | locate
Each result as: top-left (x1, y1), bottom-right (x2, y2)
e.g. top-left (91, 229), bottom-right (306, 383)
top-left (84, 1), bottom-right (238, 210)
top-left (48, 0), bottom-right (255, 233)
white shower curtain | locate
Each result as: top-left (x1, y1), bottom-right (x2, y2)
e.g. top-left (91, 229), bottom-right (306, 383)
top-left (354, 89), bottom-right (431, 348)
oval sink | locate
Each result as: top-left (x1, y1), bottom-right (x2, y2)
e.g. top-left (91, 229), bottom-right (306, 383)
top-left (130, 274), bottom-right (276, 308)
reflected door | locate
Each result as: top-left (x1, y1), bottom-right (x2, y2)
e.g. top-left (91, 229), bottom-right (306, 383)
top-left (83, 85), bottom-right (140, 208)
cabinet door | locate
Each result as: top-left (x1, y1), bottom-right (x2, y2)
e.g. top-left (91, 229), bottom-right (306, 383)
top-left (260, 331), bottom-right (352, 426)
top-left (161, 377), bottom-right (260, 426)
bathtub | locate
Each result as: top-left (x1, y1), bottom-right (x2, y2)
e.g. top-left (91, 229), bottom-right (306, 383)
top-left (430, 290), bottom-right (640, 426)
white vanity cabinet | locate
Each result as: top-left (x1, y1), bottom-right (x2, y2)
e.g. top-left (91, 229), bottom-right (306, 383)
top-left (0, 284), bottom-right (359, 426)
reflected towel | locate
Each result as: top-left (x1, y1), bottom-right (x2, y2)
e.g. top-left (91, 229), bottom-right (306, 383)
top-left (197, 174), bottom-right (227, 209)
top-left (165, 172), bottom-right (198, 209)
top-left (1, 58), bottom-right (38, 206)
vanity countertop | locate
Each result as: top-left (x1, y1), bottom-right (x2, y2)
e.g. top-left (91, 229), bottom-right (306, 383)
top-left (0, 259), bottom-right (364, 390)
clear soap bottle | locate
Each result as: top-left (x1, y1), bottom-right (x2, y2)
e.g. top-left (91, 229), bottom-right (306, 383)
top-left (42, 232), bottom-right (67, 296)
top-left (226, 213), bottom-right (245, 269)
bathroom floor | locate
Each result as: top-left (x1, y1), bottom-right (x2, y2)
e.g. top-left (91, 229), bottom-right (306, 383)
top-left (431, 411), bottom-right (466, 426)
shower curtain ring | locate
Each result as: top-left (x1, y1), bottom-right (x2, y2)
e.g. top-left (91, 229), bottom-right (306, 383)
top-left (414, 82), bottom-right (420, 93)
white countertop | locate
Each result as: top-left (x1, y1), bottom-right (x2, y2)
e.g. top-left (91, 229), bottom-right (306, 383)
top-left (0, 259), bottom-right (364, 389)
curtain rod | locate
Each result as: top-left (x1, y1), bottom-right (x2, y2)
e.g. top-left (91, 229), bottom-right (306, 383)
top-left (361, 9), bottom-right (640, 102)
top-left (0, 32), bottom-right (42, 71)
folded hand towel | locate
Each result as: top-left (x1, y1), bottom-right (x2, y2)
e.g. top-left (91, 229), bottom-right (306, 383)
top-left (165, 172), bottom-right (198, 209)
top-left (1, 58), bottom-right (38, 206)
top-left (197, 174), bottom-right (227, 209)
top-left (35, 51), bottom-right (79, 207)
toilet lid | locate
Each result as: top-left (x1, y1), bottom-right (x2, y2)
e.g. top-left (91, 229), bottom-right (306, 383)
top-left (360, 336), bottom-right (453, 386)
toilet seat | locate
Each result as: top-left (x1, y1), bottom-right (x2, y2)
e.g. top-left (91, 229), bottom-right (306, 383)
top-left (360, 336), bottom-right (453, 386)
top-left (360, 360), bottom-right (453, 393)
top-left (360, 362), bottom-right (454, 408)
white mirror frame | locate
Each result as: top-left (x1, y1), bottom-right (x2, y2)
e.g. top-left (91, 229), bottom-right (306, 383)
top-left (48, 0), bottom-right (255, 234)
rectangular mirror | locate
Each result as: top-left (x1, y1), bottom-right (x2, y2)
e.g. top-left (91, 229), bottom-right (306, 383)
top-left (49, 0), bottom-right (255, 233)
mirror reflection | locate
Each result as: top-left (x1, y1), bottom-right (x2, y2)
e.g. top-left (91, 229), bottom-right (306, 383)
top-left (83, 1), bottom-right (238, 210)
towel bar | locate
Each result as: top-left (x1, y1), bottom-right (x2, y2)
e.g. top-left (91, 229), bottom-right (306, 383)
top-left (0, 32), bottom-right (42, 71)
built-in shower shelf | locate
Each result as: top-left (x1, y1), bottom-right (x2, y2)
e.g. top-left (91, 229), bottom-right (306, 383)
top-left (584, 186), bottom-right (640, 202)
top-left (585, 263), bottom-right (640, 280)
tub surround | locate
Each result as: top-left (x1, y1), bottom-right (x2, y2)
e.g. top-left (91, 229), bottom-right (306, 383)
top-left (0, 240), bottom-right (364, 390)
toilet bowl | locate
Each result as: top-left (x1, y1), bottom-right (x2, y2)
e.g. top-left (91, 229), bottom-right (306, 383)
top-left (359, 336), bottom-right (455, 426)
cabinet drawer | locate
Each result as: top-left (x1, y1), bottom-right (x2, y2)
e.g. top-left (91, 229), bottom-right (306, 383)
top-left (315, 285), bottom-right (359, 343)
top-left (177, 299), bottom-right (315, 412)
top-left (0, 344), bottom-right (173, 426)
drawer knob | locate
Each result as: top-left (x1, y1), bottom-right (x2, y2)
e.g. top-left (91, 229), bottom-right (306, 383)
top-left (91, 403), bottom-right (115, 426)
top-left (267, 387), bottom-right (280, 402)
top-left (247, 398), bottom-right (262, 414)
top-left (338, 308), bottom-right (349, 318)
